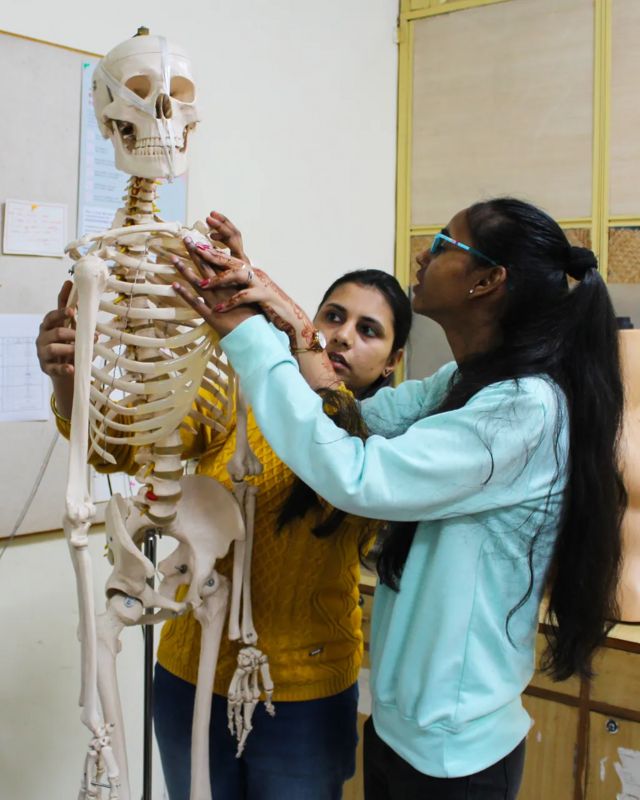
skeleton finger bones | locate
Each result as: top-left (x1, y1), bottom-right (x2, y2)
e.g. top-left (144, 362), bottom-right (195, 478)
top-left (227, 646), bottom-right (275, 756)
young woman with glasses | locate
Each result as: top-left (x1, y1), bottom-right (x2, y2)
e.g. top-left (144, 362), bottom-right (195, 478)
top-left (174, 197), bottom-right (625, 799)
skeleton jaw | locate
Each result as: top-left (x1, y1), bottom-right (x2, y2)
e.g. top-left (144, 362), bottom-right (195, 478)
top-left (110, 120), bottom-right (192, 179)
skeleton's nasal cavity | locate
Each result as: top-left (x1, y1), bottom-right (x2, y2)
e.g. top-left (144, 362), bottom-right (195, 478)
top-left (156, 94), bottom-right (173, 119)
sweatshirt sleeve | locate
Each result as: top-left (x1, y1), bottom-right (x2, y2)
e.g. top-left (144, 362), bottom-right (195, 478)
top-left (221, 316), bottom-right (560, 522)
top-left (359, 361), bottom-right (457, 438)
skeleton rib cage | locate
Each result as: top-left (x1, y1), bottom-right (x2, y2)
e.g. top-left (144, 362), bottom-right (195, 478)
top-left (67, 210), bottom-right (234, 466)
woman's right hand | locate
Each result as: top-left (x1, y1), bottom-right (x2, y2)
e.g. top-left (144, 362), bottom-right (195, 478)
top-left (36, 280), bottom-right (76, 378)
top-left (205, 211), bottom-right (250, 264)
top-left (37, 281), bottom-right (76, 420)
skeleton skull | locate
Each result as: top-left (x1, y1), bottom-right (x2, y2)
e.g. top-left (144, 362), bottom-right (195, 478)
top-left (93, 34), bottom-right (199, 179)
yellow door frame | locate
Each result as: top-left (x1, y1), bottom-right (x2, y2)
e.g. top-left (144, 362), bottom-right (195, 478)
top-left (395, 0), bottom-right (638, 293)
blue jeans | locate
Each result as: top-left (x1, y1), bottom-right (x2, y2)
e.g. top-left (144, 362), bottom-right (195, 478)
top-left (153, 663), bottom-right (359, 800)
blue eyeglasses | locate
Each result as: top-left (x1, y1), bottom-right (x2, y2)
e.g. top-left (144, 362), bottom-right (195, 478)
top-left (430, 232), bottom-right (498, 267)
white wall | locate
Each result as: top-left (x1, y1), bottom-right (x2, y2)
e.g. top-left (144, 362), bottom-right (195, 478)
top-left (2, 0), bottom-right (399, 313)
top-left (0, 2), bottom-right (398, 798)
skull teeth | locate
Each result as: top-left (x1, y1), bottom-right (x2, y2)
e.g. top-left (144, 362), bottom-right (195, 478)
top-left (133, 145), bottom-right (185, 156)
top-left (114, 122), bottom-right (189, 155)
top-left (134, 138), bottom-right (185, 151)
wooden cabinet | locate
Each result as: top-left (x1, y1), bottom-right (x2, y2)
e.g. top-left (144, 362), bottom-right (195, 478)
top-left (519, 627), bottom-right (640, 800)
top-left (519, 695), bottom-right (579, 800)
top-left (589, 647), bottom-right (640, 714)
top-left (528, 633), bottom-right (582, 698)
top-left (584, 712), bottom-right (640, 800)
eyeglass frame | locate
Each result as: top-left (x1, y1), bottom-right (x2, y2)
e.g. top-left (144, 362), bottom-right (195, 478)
top-left (430, 232), bottom-right (498, 267)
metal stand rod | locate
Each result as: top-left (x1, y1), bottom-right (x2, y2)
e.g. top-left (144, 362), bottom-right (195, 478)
top-left (142, 530), bottom-right (157, 800)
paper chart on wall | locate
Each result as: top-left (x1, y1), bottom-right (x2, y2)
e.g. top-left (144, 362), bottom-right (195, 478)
top-left (0, 315), bottom-right (50, 422)
top-left (2, 200), bottom-right (68, 257)
top-left (77, 58), bottom-right (188, 238)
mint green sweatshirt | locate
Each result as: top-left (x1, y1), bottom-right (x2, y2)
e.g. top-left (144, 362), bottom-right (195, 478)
top-left (221, 315), bottom-right (568, 778)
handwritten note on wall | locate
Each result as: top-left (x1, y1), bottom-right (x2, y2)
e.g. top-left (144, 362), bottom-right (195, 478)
top-left (2, 199), bottom-right (67, 257)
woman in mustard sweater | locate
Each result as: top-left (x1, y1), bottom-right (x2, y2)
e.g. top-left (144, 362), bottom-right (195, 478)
top-left (36, 213), bottom-right (412, 800)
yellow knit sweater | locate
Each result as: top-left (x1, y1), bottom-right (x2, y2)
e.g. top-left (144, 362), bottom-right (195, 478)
top-left (54, 394), bottom-right (376, 701)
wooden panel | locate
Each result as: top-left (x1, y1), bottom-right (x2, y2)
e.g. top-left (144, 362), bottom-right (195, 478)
top-left (585, 712), bottom-right (640, 800)
top-left (361, 591), bottom-right (374, 665)
top-left (528, 633), bottom-right (581, 698)
top-left (610, 0), bottom-right (640, 216)
top-left (564, 227), bottom-right (592, 250)
top-left (519, 695), bottom-right (579, 800)
top-left (343, 712), bottom-right (367, 800)
top-left (607, 227), bottom-right (640, 284)
top-left (590, 646), bottom-right (640, 714)
top-left (411, 0), bottom-right (594, 225)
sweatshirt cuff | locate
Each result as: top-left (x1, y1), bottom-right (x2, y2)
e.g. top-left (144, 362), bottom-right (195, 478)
top-left (220, 315), bottom-right (297, 383)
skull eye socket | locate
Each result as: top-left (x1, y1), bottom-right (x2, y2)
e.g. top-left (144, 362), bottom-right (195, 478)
top-left (125, 75), bottom-right (152, 99)
top-left (170, 77), bottom-right (196, 103)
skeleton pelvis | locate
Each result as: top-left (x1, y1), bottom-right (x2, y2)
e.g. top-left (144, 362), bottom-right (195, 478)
top-left (105, 474), bottom-right (245, 613)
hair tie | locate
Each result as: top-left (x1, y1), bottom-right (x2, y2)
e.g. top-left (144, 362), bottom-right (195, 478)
top-left (566, 246), bottom-right (597, 281)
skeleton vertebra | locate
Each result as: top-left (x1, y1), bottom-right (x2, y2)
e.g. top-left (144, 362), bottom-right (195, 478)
top-left (62, 32), bottom-right (272, 800)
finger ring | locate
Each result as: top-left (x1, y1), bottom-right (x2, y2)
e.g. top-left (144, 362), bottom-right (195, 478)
top-left (246, 269), bottom-right (254, 281)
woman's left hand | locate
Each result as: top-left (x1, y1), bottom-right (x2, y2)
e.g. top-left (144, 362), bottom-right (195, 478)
top-left (171, 239), bottom-right (258, 338)
top-left (176, 238), bottom-right (317, 349)
top-left (174, 238), bottom-right (341, 391)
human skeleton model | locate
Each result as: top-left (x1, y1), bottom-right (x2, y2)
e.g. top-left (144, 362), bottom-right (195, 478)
top-left (62, 33), bottom-right (273, 800)
top-left (618, 330), bottom-right (640, 622)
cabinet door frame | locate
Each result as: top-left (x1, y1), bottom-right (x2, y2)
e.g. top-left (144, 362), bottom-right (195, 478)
top-left (524, 625), bottom-right (640, 800)
top-left (395, 0), bottom-right (639, 320)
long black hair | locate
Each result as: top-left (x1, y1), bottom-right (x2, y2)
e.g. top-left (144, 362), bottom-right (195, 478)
top-left (378, 197), bottom-right (626, 681)
top-left (278, 269), bottom-right (412, 536)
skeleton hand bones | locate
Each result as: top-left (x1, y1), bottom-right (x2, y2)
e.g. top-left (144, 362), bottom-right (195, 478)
top-left (227, 646), bottom-right (275, 756)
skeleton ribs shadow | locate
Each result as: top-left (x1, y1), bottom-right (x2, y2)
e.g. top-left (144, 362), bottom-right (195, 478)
top-left (61, 32), bottom-right (273, 800)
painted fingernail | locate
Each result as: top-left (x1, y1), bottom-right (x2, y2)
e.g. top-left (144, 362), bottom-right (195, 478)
top-left (195, 243), bottom-right (211, 252)
top-left (172, 282), bottom-right (181, 290)
top-left (199, 279), bottom-right (210, 288)
top-left (213, 303), bottom-right (226, 312)
top-left (184, 236), bottom-right (193, 245)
